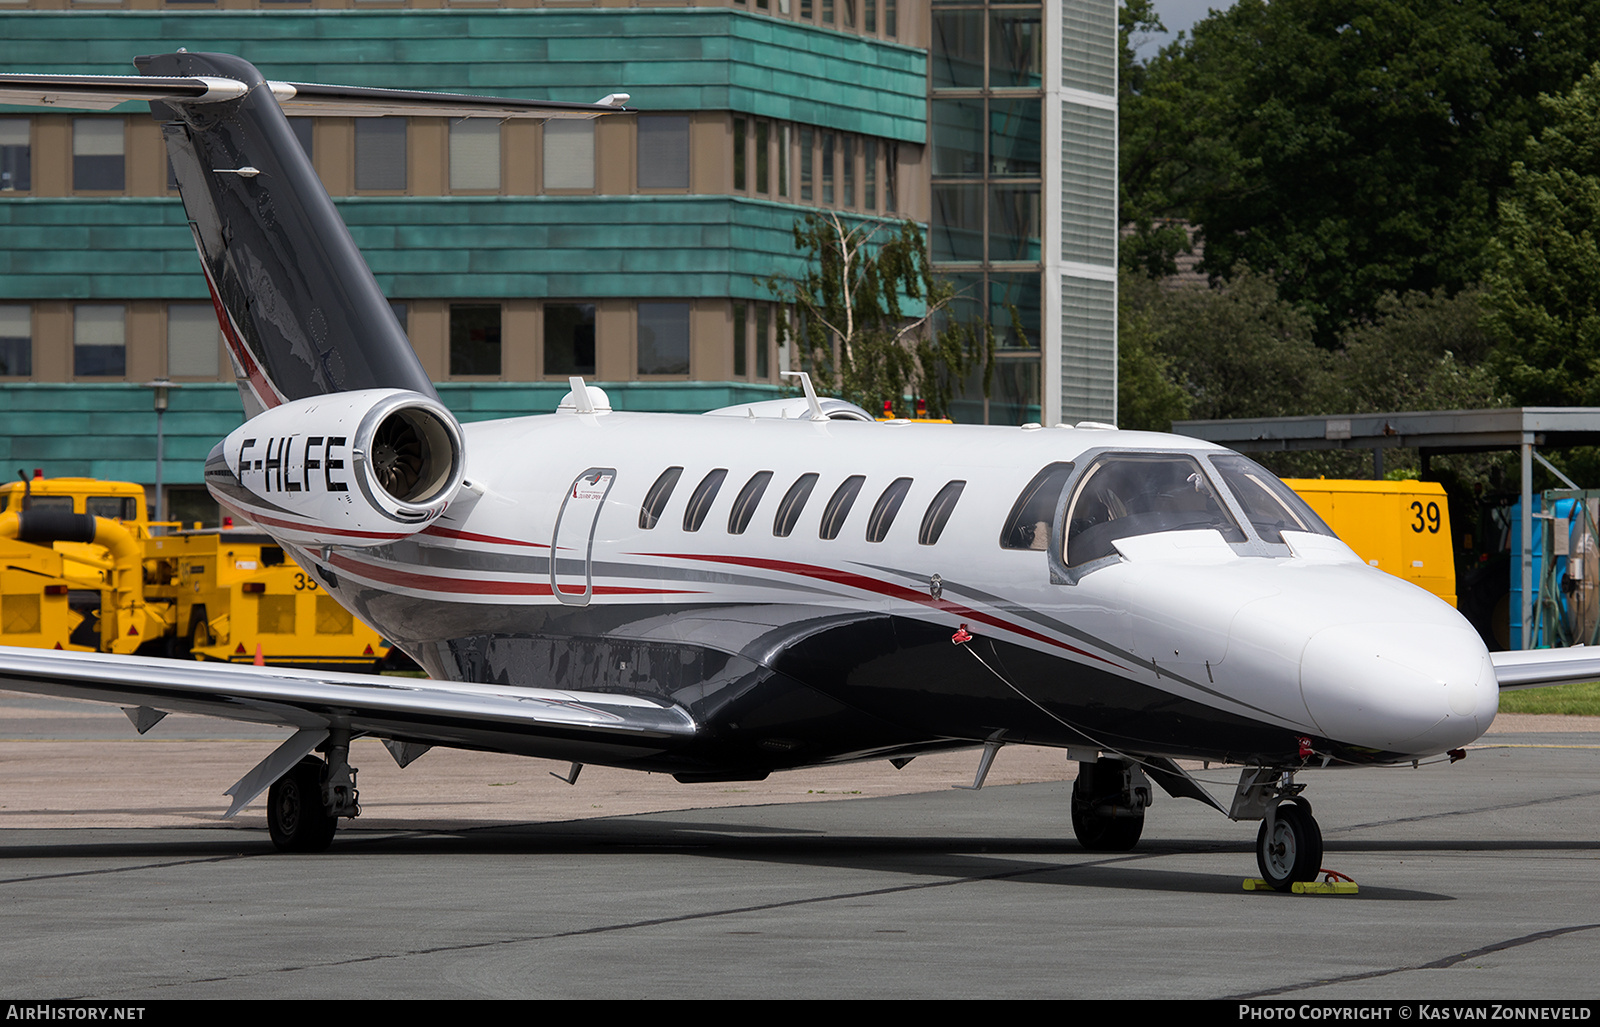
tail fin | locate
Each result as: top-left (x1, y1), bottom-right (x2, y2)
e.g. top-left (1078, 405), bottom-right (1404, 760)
top-left (137, 52), bottom-right (433, 416)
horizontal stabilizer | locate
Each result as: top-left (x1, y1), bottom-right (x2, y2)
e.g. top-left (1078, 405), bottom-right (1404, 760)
top-left (0, 72), bottom-right (631, 117)
top-left (1491, 647), bottom-right (1600, 690)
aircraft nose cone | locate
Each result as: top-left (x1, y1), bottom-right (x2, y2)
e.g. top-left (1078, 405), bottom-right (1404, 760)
top-left (1300, 621), bottom-right (1497, 756)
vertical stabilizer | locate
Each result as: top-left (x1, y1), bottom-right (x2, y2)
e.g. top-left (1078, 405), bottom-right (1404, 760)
top-left (136, 52), bottom-right (436, 416)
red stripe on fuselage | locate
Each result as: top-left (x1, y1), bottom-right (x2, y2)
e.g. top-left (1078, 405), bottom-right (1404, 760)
top-left (637, 551), bottom-right (1122, 669)
top-left (420, 525), bottom-right (549, 549)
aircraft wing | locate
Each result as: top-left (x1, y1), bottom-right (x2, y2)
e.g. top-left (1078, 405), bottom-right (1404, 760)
top-left (1491, 647), bottom-right (1600, 690)
top-left (0, 644), bottom-right (697, 748)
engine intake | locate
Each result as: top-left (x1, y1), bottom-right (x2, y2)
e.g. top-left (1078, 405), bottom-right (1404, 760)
top-left (210, 389), bottom-right (465, 548)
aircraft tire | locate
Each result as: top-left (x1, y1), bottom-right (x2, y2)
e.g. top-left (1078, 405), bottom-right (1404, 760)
top-left (1070, 775), bottom-right (1144, 851)
top-left (1255, 803), bottom-right (1323, 890)
top-left (267, 756), bottom-right (338, 853)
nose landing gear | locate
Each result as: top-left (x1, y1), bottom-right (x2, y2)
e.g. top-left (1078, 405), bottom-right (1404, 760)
top-left (1255, 799), bottom-right (1324, 890)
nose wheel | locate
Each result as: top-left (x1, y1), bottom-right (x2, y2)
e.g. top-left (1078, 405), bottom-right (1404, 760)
top-left (1255, 800), bottom-right (1323, 890)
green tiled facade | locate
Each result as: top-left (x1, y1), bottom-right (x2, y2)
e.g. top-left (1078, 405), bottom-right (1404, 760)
top-left (0, 195), bottom-right (856, 302)
top-left (0, 10), bottom-right (927, 142)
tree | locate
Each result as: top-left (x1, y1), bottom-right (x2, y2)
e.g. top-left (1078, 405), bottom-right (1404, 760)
top-left (1122, 0), bottom-right (1600, 342)
top-left (762, 212), bottom-right (990, 418)
top-left (1485, 63), bottom-right (1600, 407)
top-left (1334, 288), bottom-right (1504, 414)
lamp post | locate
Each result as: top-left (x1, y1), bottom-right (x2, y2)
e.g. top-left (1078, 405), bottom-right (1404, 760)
top-left (144, 379), bottom-right (174, 528)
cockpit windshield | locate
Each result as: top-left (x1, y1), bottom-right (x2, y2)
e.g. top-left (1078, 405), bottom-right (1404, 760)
top-left (1064, 453), bottom-right (1245, 567)
top-left (1208, 453), bottom-right (1336, 542)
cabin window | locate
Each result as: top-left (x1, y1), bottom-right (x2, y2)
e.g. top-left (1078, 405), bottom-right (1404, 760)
top-left (919, 480), bottom-right (965, 545)
top-left (682, 469), bottom-right (728, 532)
top-left (1064, 453), bottom-right (1245, 568)
top-left (639, 467), bottom-right (684, 529)
top-left (1209, 454), bottom-right (1335, 543)
top-left (773, 473), bottom-right (819, 537)
top-left (727, 471), bottom-right (774, 535)
top-left (819, 475), bottom-right (866, 540)
top-left (1000, 462), bottom-right (1073, 550)
top-left (864, 477), bottom-right (913, 543)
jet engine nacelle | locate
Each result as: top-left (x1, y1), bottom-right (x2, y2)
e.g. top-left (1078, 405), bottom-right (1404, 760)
top-left (209, 389), bottom-right (465, 548)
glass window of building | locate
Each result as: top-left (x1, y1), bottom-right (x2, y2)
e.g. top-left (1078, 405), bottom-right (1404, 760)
top-left (755, 305), bottom-right (770, 379)
top-left (638, 116), bottom-right (690, 190)
top-left (933, 9), bottom-right (985, 88)
top-left (289, 118), bottom-right (314, 161)
top-left (544, 120), bottom-right (595, 190)
top-left (545, 303), bottom-right (596, 376)
top-left (355, 118), bottom-right (406, 191)
top-left (991, 7), bottom-right (1044, 88)
top-left (73, 304), bottom-right (125, 377)
top-left (799, 127), bottom-right (814, 201)
top-left (778, 124), bottom-right (791, 198)
top-left (638, 302), bottom-right (690, 376)
top-left (842, 135), bottom-right (855, 207)
top-left (755, 121), bottom-right (770, 194)
top-left (0, 119), bottom-right (29, 192)
top-left (733, 117), bottom-right (746, 191)
top-left (167, 303), bottom-right (220, 378)
top-left (449, 304), bottom-right (501, 376)
top-left (0, 305), bottom-right (30, 377)
top-left (821, 133), bottom-right (835, 204)
top-left (73, 118), bottom-right (124, 191)
top-left (733, 303), bottom-right (748, 377)
top-left (389, 300), bottom-right (409, 338)
top-left (450, 119), bottom-right (500, 191)
top-left (863, 138), bottom-right (877, 211)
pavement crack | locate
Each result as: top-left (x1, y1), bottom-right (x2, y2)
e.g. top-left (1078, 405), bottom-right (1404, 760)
top-left (1228, 922), bottom-right (1600, 998)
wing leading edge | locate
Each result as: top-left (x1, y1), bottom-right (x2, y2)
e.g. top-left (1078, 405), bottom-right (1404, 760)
top-left (1492, 647), bottom-right (1600, 691)
top-left (0, 645), bottom-right (697, 752)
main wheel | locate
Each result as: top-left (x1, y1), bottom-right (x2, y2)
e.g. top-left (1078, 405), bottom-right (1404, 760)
top-left (1255, 802), bottom-right (1323, 890)
top-left (267, 756), bottom-right (338, 853)
top-left (1070, 773), bottom-right (1144, 851)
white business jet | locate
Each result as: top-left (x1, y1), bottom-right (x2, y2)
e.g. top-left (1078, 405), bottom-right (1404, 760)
top-left (1, 54), bottom-right (1590, 889)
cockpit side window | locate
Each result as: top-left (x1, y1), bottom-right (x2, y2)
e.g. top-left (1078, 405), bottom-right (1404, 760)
top-left (1000, 462), bottom-right (1074, 550)
top-left (1064, 453), bottom-right (1245, 568)
top-left (1209, 454), bottom-right (1336, 542)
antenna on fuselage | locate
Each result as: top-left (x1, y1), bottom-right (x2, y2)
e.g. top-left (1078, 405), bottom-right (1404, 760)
top-left (780, 371), bottom-right (829, 422)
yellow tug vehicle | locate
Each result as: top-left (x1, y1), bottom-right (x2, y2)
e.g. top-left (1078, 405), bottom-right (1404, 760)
top-left (0, 475), bottom-right (395, 671)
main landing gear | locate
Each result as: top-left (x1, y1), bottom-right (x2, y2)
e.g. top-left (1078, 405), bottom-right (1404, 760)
top-left (1070, 756), bottom-right (1152, 852)
top-left (266, 732), bottom-right (360, 853)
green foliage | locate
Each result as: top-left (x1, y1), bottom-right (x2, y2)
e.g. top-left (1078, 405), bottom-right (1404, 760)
top-left (1332, 289), bottom-right (1505, 413)
top-left (762, 213), bottom-right (990, 418)
top-left (1123, 0), bottom-right (1600, 341)
top-left (1497, 680), bottom-right (1600, 716)
top-left (1486, 64), bottom-right (1600, 406)
top-left (1119, 270), bottom-right (1332, 424)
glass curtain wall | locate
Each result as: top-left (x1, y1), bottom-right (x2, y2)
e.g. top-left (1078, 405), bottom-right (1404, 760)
top-left (931, 1), bottom-right (1044, 425)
